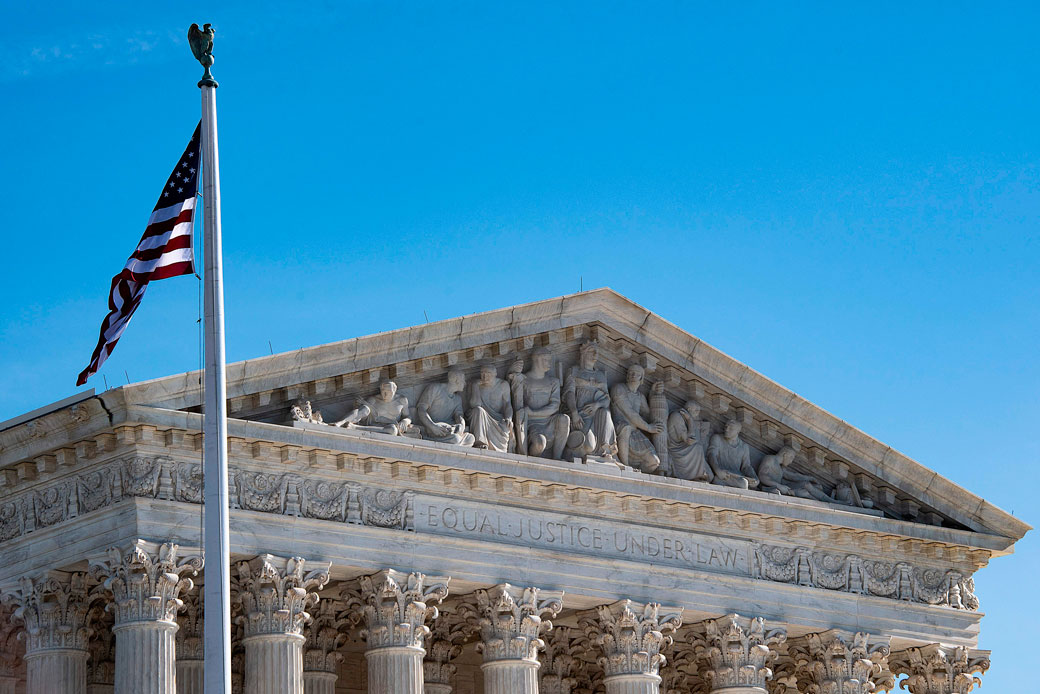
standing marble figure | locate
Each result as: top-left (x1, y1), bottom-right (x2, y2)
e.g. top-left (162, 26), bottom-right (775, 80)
top-left (510, 347), bottom-right (571, 459)
top-left (467, 364), bottom-right (514, 452)
top-left (564, 341), bottom-right (618, 461)
top-left (610, 364), bottom-right (663, 473)
top-left (417, 369), bottom-right (476, 447)
top-left (706, 419), bottom-right (759, 489)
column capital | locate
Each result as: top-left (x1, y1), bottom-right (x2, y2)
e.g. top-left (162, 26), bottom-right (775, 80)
top-left (540, 625), bottom-right (581, 694)
top-left (175, 588), bottom-right (202, 660)
top-left (3, 571), bottom-right (91, 652)
top-left (424, 610), bottom-right (469, 686)
top-left (586, 599), bottom-right (683, 678)
top-left (689, 613), bottom-right (787, 691)
top-left (468, 583), bottom-right (564, 663)
top-left (86, 604), bottom-right (115, 688)
top-left (0, 606), bottom-right (23, 679)
top-left (302, 600), bottom-right (347, 674)
top-left (343, 569), bottom-right (449, 650)
top-left (889, 645), bottom-right (991, 694)
top-left (234, 554), bottom-right (330, 638)
top-left (790, 630), bottom-right (892, 694)
top-left (89, 540), bottom-right (202, 625)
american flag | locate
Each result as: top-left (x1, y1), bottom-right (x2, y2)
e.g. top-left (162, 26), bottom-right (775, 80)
top-left (77, 123), bottom-right (202, 386)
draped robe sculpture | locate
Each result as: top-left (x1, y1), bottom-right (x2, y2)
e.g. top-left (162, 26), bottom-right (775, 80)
top-left (563, 341), bottom-right (617, 461)
top-left (706, 419), bottom-right (759, 489)
top-left (610, 365), bottom-right (663, 474)
top-left (467, 364), bottom-right (514, 452)
top-left (666, 400), bottom-right (712, 482)
top-left (509, 347), bottom-right (571, 459)
top-left (416, 369), bottom-right (476, 447)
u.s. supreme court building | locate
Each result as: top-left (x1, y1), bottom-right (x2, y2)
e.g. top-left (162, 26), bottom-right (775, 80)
top-left (0, 290), bottom-right (1028, 694)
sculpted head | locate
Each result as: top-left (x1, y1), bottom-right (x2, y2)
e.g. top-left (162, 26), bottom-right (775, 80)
top-left (447, 368), bottom-right (466, 394)
top-left (479, 364), bottom-right (497, 387)
top-left (531, 346), bottom-right (552, 373)
top-left (579, 341), bottom-right (599, 369)
top-left (378, 380), bottom-right (398, 402)
top-left (724, 418), bottom-right (742, 439)
top-left (684, 399), bottom-right (701, 416)
top-left (777, 446), bottom-right (796, 466)
top-left (626, 364), bottom-right (645, 389)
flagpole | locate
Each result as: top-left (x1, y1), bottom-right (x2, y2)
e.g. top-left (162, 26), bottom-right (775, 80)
top-left (189, 24), bottom-right (232, 693)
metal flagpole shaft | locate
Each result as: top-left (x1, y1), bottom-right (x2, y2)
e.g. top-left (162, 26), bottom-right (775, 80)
top-left (189, 23), bottom-right (231, 694)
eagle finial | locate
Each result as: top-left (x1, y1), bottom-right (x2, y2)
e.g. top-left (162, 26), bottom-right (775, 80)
top-left (188, 23), bottom-right (217, 87)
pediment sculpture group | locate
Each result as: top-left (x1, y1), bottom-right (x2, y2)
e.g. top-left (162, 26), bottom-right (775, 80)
top-left (292, 341), bottom-right (871, 509)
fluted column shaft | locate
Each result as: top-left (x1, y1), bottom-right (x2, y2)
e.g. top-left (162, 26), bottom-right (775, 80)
top-left (483, 659), bottom-right (540, 693)
top-left (25, 649), bottom-right (87, 694)
top-left (112, 621), bottom-right (178, 694)
top-left (303, 670), bottom-right (338, 694)
top-left (176, 660), bottom-right (204, 694)
top-left (243, 633), bottom-right (306, 694)
top-left (603, 673), bottom-right (662, 694)
top-left (367, 645), bottom-right (425, 694)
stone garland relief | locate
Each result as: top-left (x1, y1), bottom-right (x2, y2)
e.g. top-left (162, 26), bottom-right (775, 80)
top-left (292, 340), bottom-right (875, 511)
top-left (0, 464), bottom-right (975, 611)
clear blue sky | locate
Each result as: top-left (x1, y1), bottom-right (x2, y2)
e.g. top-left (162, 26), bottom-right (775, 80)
top-left (2, 2), bottom-right (1037, 687)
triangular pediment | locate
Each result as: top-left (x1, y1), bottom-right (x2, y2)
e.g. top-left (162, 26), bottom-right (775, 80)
top-left (114, 289), bottom-right (1026, 543)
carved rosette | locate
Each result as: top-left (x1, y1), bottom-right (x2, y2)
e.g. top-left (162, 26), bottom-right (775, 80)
top-left (589, 600), bottom-right (683, 678)
top-left (790, 631), bottom-right (892, 694)
top-left (889, 645), bottom-right (990, 694)
top-left (541, 626), bottom-right (581, 694)
top-left (424, 611), bottom-right (469, 686)
top-left (303, 599), bottom-right (347, 673)
top-left (470, 584), bottom-right (564, 663)
top-left (89, 541), bottom-right (202, 625)
top-left (342, 569), bottom-right (449, 651)
top-left (175, 589), bottom-right (203, 660)
top-left (690, 613), bottom-right (786, 691)
top-left (234, 554), bottom-right (330, 638)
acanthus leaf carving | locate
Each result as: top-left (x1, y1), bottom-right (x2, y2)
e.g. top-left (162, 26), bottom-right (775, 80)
top-left (90, 540), bottom-right (202, 625)
top-left (302, 599), bottom-right (348, 674)
top-left (790, 630), bottom-right (892, 694)
top-left (689, 613), bottom-right (786, 691)
top-left (585, 599), bottom-right (682, 678)
top-left (343, 569), bottom-right (449, 650)
top-left (4, 571), bottom-right (92, 652)
top-left (469, 583), bottom-right (564, 663)
top-left (233, 554), bottom-right (330, 638)
top-left (889, 645), bottom-right (990, 694)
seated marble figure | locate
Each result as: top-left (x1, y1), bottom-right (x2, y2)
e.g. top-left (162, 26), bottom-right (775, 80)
top-left (332, 380), bottom-right (419, 437)
top-left (757, 446), bottom-right (838, 502)
top-left (666, 399), bottom-right (713, 482)
top-left (467, 364), bottom-right (514, 453)
top-left (706, 418), bottom-right (760, 489)
top-left (416, 369), bottom-right (476, 447)
top-left (563, 341), bottom-right (618, 461)
top-left (508, 347), bottom-right (571, 459)
top-left (610, 364), bottom-right (663, 474)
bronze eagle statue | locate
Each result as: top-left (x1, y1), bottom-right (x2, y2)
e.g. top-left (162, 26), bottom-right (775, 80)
top-left (188, 23), bottom-right (217, 86)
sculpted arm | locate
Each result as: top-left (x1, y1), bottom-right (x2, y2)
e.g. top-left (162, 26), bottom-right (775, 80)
top-left (740, 444), bottom-right (759, 483)
top-left (416, 387), bottom-right (450, 437)
top-left (667, 411), bottom-right (690, 444)
top-left (563, 369), bottom-right (580, 425)
top-left (612, 385), bottom-right (656, 433)
top-left (529, 379), bottom-right (561, 418)
top-left (706, 434), bottom-right (724, 477)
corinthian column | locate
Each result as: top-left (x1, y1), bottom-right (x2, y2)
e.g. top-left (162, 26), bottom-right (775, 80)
top-left (346, 569), bottom-right (449, 694)
top-left (588, 600), bottom-right (683, 694)
top-left (889, 645), bottom-right (991, 694)
top-left (690, 613), bottom-right (786, 694)
top-left (175, 590), bottom-right (203, 694)
top-left (540, 626), bottom-right (580, 694)
top-left (90, 541), bottom-right (202, 694)
top-left (6, 571), bottom-right (91, 694)
top-left (302, 601), bottom-right (346, 694)
top-left (790, 630), bottom-right (892, 694)
top-left (468, 584), bottom-right (564, 694)
top-left (423, 612), bottom-right (468, 694)
top-left (235, 555), bottom-right (330, 694)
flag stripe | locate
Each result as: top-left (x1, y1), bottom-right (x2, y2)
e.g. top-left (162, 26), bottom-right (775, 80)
top-left (77, 122), bottom-right (202, 386)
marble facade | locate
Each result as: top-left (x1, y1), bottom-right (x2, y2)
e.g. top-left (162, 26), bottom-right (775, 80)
top-left (0, 290), bottom-right (1027, 693)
